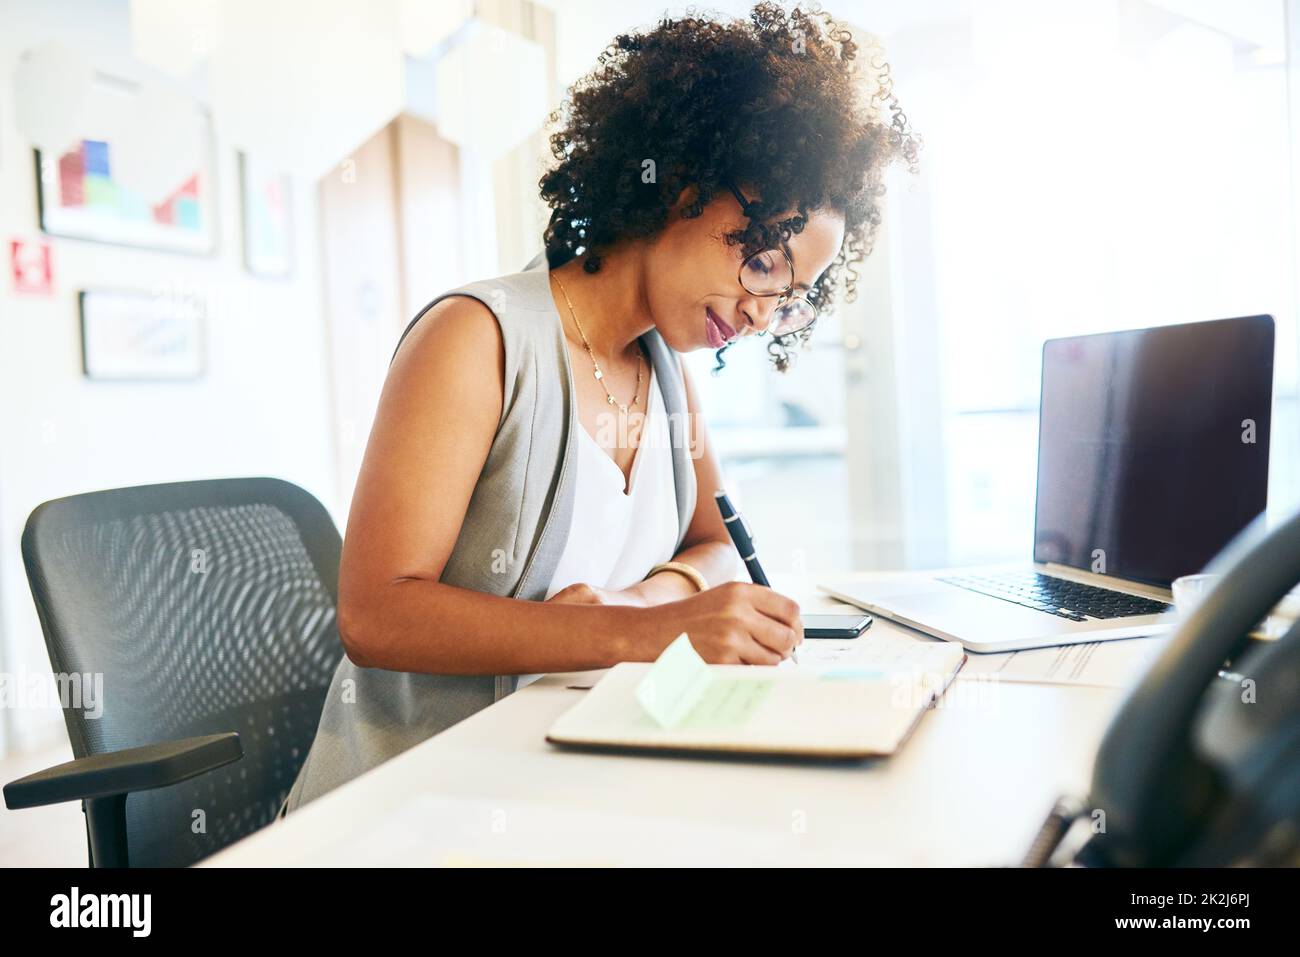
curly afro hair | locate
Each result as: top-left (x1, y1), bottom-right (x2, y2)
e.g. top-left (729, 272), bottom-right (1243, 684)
top-left (539, 2), bottom-right (920, 371)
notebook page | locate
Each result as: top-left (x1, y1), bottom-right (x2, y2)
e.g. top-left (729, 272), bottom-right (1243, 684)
top-left (548, 640), bottom-right (964, 757)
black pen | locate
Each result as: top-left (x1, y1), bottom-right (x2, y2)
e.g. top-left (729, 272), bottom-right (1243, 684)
top-left (714, 489), bottom-right (798, 664)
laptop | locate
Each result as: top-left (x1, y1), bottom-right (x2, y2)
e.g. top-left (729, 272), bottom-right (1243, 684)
top-left (821, 314), bottom-right (1275, 653)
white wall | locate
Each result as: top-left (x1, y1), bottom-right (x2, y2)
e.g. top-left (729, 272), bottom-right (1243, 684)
top-left (0, 0), bottom-right (340, 753)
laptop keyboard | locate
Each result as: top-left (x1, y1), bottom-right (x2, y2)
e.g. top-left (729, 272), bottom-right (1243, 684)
top-left (935, 571), bottom-right (1172, 622)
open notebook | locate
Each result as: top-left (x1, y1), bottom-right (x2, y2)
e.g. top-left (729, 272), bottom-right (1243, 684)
top-left (547, 633), bottom-right (966, 759)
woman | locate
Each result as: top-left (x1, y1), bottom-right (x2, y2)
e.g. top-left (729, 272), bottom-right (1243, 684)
top-left (285, 3), bottom-right (917, 811)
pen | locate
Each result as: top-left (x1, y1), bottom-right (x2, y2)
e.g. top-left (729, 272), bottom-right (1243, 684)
top-left (714, 489), bottom-right (798, 664)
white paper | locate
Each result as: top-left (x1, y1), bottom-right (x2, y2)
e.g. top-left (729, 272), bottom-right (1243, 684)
top-left (954, 635), bottom-right (1171, 689)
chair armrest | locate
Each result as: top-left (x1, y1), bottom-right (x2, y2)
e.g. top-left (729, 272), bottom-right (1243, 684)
top-left (3, 732), bottom-right (242, 810)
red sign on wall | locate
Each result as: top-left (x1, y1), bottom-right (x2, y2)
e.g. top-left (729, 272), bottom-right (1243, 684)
top-left (10, 239), bottom-right (54, 295)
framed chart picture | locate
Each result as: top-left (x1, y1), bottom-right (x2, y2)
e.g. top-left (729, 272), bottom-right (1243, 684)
top-left (239, 152), bottom-right (293, 277)
top-left (35, 77), bottom-right (217, 254)
top-left (79, 289), bottom-right (206, 381)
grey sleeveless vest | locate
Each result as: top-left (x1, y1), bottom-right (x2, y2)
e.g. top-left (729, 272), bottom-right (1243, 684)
top-left (284, 255), bottom-right (697, 811)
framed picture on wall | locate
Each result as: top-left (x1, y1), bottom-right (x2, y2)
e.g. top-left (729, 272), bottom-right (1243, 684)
top-left (79, 289), bottom-right (206, 381)
top-left (238, 152), bottom-right (294, 277)
top-left (34, 75), bottom-right (218, 254)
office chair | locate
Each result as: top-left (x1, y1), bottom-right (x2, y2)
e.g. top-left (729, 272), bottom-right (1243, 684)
top-left (3, 478), bottom-right (344, 867)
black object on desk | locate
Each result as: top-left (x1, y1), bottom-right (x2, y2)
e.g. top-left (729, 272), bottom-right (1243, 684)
top-left (716, 489), bottom-right (801, 662)
top-left (803, 613), bottom-right (873, 639)
top-left (715, 489), bottom-right (769, 585)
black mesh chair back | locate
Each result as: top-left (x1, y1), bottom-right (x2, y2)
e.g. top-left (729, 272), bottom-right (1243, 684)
top-left (20, 478), bottom-right (344, 866)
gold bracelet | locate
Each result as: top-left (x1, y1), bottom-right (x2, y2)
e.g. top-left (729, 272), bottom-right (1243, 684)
top-left (646, 561), bottom-right (708, 594)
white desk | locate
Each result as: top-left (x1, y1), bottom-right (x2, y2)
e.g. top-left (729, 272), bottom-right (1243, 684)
top-left (205, 577), bottom-right (1139, 867)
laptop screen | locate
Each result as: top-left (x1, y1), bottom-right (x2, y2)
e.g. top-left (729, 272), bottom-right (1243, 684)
top-left (1033, 315), bottom-right (1274, 587)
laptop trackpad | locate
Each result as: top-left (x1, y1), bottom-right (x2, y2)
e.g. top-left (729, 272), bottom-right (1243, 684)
top-left (882, 587), bottom-right (1065, 638)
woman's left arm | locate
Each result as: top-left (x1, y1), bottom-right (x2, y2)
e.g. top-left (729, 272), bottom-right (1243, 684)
top-left (551, 360), bottom-right (739, 608)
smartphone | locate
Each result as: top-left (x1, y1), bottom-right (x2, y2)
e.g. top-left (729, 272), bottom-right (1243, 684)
top-left (803, 613), bottom-right (873, 639)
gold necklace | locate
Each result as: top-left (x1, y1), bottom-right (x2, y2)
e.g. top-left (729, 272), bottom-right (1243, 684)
top-left (551, 272), bottom-right (643, 414)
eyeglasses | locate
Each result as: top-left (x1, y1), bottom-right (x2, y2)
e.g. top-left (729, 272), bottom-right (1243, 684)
top-left (725, 181), bottom-right (818, 337)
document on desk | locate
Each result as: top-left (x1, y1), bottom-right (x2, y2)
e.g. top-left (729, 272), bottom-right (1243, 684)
top-left (956, 635), bottom-right (1171, 689)
top-left (547, 632), bottom-right (966, 759)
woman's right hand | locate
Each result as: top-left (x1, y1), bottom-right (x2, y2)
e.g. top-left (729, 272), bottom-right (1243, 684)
top-left (641, 581), bottom-right (803, 665)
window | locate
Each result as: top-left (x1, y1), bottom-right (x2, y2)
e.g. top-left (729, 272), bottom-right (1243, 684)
top-left (691, 0), bottom-right (1299, 575)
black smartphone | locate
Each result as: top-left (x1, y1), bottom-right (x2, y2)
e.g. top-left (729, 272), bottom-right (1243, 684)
top-left (803, 613), bottom-right (873, 639)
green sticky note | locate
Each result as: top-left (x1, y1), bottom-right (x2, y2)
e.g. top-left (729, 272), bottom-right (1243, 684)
top-left (678, 678), bottom-right (774, 729)
top-left (635, 633), bottom-right (714, 728)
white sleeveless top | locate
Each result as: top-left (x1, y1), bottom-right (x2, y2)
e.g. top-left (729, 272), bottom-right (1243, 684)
top-left (544, 367), bottom-right (680, 599)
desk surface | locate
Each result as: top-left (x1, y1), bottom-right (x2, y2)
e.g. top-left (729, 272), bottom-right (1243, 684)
top-left (206, 577), bottom-right (1132, 867)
